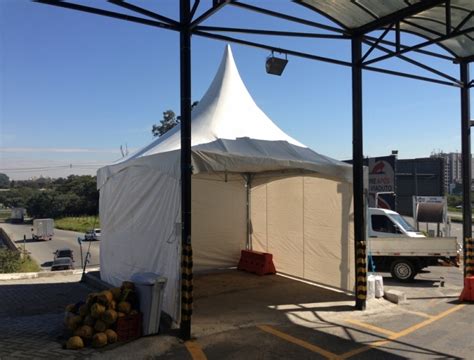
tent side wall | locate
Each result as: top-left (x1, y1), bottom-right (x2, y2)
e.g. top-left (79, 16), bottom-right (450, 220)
top-left (251, 175), bottom-right (355, 292)
top-left (192, 173), bottom-right (247, 271)
top-left (99, 170), bottom-right (247, 323)
top-left (99, 165), bottom-right (182, 322)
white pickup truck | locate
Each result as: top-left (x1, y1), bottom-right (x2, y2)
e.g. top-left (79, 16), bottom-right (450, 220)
top-left (368, 208), bottom-right (458, 282)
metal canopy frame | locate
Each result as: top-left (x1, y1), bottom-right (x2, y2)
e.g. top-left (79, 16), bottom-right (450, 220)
top-left (33, 0), bottom-right (473, 340)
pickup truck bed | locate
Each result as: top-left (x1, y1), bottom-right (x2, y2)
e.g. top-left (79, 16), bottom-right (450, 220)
top-left (368, 237), bottom-right (458, 282)
top-left (369, 237), bottom-right (458, 257)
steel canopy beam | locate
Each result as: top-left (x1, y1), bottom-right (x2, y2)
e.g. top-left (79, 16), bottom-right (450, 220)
top-left (179, 0), bottom-right (193, 342)
top-left (352, 36), bottom-right (367, 311)
top-left (364, 27), bottom-right (474, 66)
top-left (190, 0), bottom-right (231, 29)
top-left (108, 0), bottom-right (180, 27)
top-left (33, 0), bottom-right (178, 31)
top-left (231, 1), bottom-right (347, 35)
top-left (352, 0), bottom-right (446, 35)
top-left (460, 62), bottom-right (472, 279)
top-left (195, 25), bottom-right (349, 39)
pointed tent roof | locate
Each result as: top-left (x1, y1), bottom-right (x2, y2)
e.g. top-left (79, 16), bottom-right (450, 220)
top-left (98, 45), bottom-right (352, 186)
top-left (125, 45), bottom-right (304, 160)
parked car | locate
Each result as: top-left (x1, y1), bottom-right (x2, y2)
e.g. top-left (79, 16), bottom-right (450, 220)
top-left (54, 248), bottom-right (74, 262)
top-left (51, 257), bottom-right (74, 271)
top-left (84, 228), bottom-right (101, 241)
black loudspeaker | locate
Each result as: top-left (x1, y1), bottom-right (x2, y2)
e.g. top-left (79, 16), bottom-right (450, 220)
top-left (265, 55), bottom-right (288, 76)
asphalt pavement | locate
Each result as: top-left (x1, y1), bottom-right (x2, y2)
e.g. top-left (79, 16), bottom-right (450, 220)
top-left (0, 223), bottom-right (100, 270)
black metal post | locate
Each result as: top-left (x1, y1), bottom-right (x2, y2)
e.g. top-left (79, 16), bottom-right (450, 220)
top-left (352, 36), bottom-right (367, 310)
top-left (460, 62), bottom-right (472, 278)
top-left (180, 0), bottom-right (193, 341)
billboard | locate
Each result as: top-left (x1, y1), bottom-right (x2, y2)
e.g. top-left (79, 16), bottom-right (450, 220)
top-left (368, 156), bottom-right (396, 210)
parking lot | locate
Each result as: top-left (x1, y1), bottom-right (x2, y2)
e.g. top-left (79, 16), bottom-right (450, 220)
top-left (162, 266), bottom-right (471, 360)
top-left (0, 265), bottom-right (470, 359)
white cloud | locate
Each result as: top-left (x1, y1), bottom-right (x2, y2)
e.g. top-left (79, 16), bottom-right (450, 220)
top-left (0, 147), bottom-right (122, 154)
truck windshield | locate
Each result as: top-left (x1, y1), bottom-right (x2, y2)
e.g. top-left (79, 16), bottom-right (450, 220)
top-left (390, 214), bottom-right (416, 232)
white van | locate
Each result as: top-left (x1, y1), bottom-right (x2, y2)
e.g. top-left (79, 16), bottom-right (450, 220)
top-left (368, 208), bottom-right (425, 238)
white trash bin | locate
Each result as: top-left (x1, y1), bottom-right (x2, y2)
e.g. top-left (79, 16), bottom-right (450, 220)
top-left (130, 272), bottom-right (167, 336)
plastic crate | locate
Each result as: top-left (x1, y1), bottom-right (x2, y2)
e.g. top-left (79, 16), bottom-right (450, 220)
top-left (116, 312), bottom-right (142, 342)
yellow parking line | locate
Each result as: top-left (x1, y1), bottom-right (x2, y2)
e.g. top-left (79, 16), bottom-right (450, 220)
top-left (340, 304), bottom-right (465, 359)
top-left (345, 319), bottom-right (396, 337)
top-left (185, 340), bottom-right (207, 360)
top-left (257, 324), bottom-right (340, 359)
top-left (396, 308), bottom-right (433, 319)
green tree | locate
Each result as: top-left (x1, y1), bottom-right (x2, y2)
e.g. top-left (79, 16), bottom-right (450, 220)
top-left (152, 110), bottom-right (179, 137)
top-left (0, 173), bottom-right (9, 188)
top-left (151, 102), bottom-right (199, 137)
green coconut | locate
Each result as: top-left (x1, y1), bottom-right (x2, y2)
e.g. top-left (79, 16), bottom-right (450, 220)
top-left (66, 336), bottom-right (84, 350)
top-left (117, 301), bottom-right (131, 314)
top-left (102, 309), bottom-right (118, 325)
top-left (90, 303), bottom-right (106, 319)
top-left (94, 319), bottom-right (108, 333)
top-left (83, 315), bottom-right (95, 327)
top-left (110, 287), bottom-right (122, 301)
top-left (78, 304), bottom-right (89, 317)
top-left (66, 315), bottom-right (83, 331)
top-left (92, 332), bottom-right (108, 348)
top-left (105, 329), bottom-right (118, 344)
top-left (74, 325), bottom-right (94, 340)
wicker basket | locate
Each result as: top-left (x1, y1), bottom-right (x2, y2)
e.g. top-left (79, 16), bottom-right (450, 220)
top-left (116, 313), bottom-right (142, 342)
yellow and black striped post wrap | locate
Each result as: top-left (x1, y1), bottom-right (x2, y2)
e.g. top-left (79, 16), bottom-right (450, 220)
top-left (465, 237), bottom-right (474, 277)
top-left (356, 240), bottom-right (367, 307)
top-left (181, 243), bottom-right (193, 320)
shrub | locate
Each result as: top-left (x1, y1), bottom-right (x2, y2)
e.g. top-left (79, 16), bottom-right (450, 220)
top-left (0, 249), bottom-right (21, 273)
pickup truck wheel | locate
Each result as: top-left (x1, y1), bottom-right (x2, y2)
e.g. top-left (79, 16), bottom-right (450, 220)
top-left (390, 259), bottom-right (416, 282)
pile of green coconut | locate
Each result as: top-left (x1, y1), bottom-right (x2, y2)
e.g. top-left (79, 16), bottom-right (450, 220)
top-left (64, 281), bottom-right (139, 350)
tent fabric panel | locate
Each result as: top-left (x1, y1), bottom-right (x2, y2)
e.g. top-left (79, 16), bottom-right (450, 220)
top-left (302, 177), bottom-right (355, 291)
top-left (97, 150), bottom-right (181, 189)
top-left (99, 166), bottom-right (181, 322)
top-left (192, 138), bottom-right (353, 183)
top-left (250, 175), bottom-right (354, 291)
top-left (266, 177), bottom-right (305, 277)
top-left (250, 177), bottom-right (268, 253)
top-left (192, 174), bottom-right (247, 271)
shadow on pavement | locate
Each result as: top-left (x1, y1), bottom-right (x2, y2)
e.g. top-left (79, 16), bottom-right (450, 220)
top-left (383, 277), bottom-right (441, 288)
top-left (14, 238), bottom-right (43, 244)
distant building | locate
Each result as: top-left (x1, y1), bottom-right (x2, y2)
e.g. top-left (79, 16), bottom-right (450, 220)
top-left (430, 151), bottom-right (473, 194)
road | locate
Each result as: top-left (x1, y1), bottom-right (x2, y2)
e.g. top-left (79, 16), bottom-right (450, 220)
top-left (0, 222), bottom-right (100, 270)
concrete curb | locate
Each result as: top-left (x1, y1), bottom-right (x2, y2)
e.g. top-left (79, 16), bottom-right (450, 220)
top-left (0, 266), bottom-right (100, 281)
top-left (384, 289), bottom-right (407, 304)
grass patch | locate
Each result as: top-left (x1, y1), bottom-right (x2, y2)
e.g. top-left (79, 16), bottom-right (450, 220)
top-left (55, 216), bottom-right (100, 233)
top-left (0, 209), bottom-right (10, 221)
top-left (18, 254), bottom-right (40, 272)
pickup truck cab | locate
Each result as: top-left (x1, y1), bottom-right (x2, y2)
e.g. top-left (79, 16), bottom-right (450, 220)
top-left (368, 208), bottom-right (458, 282)
top-left (368, 208), bottom-right (425, 238)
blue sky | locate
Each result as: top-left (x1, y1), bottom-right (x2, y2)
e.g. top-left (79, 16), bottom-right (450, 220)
top-left (0, 0), bottom-right (471, 179)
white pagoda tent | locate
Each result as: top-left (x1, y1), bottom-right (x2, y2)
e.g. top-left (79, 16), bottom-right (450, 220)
top-left (97, 46), bottom-right (355, 323)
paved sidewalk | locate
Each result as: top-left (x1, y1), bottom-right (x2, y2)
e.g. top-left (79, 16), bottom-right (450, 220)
top-left (0, 273), bottom-right (180, 360)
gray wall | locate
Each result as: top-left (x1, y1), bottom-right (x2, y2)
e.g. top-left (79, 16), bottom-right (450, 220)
top-left (396, 157), bottom-right (445, 216)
